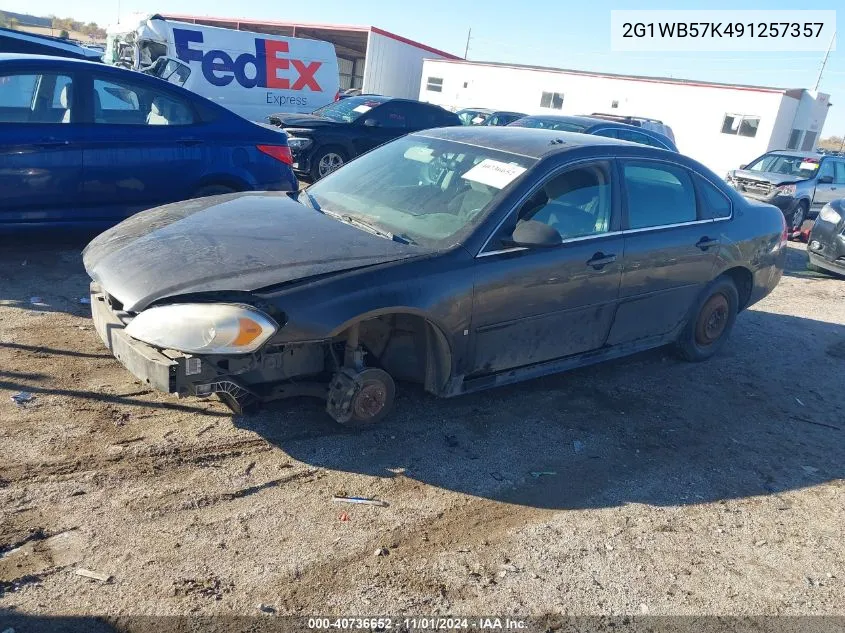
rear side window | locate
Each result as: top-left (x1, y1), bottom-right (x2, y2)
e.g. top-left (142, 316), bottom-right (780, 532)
top-left (695, 175), bottom-right (732, 219)
top-left (592, 128), bottom-right (618, 139)
top-left (93, 76), bottom-right (195, 126)
top-left (0, 72), bottom-right (73, 123)
top-left (623, 162), bottom-right (697, 229)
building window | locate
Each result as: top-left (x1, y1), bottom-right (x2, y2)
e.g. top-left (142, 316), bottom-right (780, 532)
top-left (787, 128), bottom-right (803, 150)
top-left (611, 100), bottom-right (619, 109)
top-left (463, 82), bottom-right (468, 88)
top-left (721, 113), bottom-right (760, 138)
top-left (426, 77), bottom-right (443, 93)
top-left (801, 131), bottom-right (818, 151)
top-left (540, 91), bottom-right (564, 109)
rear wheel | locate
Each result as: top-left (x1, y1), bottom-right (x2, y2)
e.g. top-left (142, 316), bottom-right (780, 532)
top-left (192, 184), bottom-right (237, 199)
top-left (310, 147), bottom-right (346, 181)
top-left (674, 277), bottom-right (739, 362)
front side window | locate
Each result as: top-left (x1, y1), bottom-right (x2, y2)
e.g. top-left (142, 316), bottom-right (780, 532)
top-left (623, 162), bottom-right (697, 229)
top-left (817, 160), bottom-right (835, 182)
top-left (519, 163), bottom-right (613, 239)
top-left (306, 135), bottom-right (536, 248)
top-left (834, 161), bottom-right (845, 185)
top-left (93, 77), bottom-right (195, 125)
top-left (540, 91), bottom-right (564, 109)
top-left (371, 103), bottom-right (408, 129)
top-left (0, 72), bottom-right (73, 124)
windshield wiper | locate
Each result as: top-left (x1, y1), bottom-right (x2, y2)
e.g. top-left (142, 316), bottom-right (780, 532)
top-left (339, 214), bottom-right (394, 240)
top-left (303, 198), bottom-right (413, 244)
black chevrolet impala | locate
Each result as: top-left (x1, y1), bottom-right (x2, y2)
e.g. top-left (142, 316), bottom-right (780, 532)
top-left (84, 127), bottom-right (787, 425)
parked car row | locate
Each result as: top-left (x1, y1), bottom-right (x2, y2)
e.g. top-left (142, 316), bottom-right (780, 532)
top-left (0, 53), bottom-right (300, 229)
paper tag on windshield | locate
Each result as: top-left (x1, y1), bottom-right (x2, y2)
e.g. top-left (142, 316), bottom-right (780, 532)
top-left (472, 116), bottom-right (485, 124)
top-left (353, 105), bottom-right (372, 114)
top-left (800, 161), bottom-right (819, 170)
top-left (404, 146), bottom-right (434, 163)
top-left (462, 159), bottom-right (527, 189)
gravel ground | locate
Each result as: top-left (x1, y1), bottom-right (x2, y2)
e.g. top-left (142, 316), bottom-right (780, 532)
top-left (0, 236), bottom-right (843, 619)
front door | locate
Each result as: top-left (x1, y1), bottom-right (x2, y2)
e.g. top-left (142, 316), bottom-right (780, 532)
top-left (0, 69), bottom-right (84, 226)
top-left (812, 158), bottom-right (844, 211)
top-left (471, 160), bottom-right (623, 374)
top-left (606, 159), bottom-right (720, 345)
top-left (80, 72), bottom-right (205, 221)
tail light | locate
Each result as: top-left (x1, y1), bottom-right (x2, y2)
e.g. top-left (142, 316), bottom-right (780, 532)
top-left (257, 144), bottom-right (293, 166)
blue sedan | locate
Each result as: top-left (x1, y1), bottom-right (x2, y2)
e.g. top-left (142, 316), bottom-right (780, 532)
top-left (0, 54), bottom-right (297, 230)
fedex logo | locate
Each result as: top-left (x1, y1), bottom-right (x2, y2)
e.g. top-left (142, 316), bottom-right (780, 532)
top-left (173, 28), bottom-right (323, 91)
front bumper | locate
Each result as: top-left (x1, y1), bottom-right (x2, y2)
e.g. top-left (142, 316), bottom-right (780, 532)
top-left (734, 189), bottom-right (799, 215)
top-left (807, 217), bottom-right (845, 275)
top-left (90, 283), bottom-right (187, 395)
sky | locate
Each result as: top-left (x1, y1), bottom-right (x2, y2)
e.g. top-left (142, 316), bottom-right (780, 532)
top-left (5, 0), bottom-right (843, 137)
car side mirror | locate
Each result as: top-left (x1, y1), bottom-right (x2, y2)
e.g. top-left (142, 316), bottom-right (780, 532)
top-left (818, 175), bottom-right (834, 184)
top-left (738, 164), bottom-right (747, 169)
top-left (511, 220), bottom-right (562, 248)
top-left (363, 118), bottom-right (378, 127)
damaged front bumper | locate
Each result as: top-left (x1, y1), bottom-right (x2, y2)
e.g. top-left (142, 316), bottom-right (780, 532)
top-left (89, 283), bottom-right (328, 410)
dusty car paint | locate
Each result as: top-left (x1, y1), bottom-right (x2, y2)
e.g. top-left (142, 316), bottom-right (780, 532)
top-left (84, 127), bottom-right (787, 420)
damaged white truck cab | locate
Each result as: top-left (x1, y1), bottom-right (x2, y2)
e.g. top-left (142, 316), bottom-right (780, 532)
top-left (104, 15), bottom-right (340, 121)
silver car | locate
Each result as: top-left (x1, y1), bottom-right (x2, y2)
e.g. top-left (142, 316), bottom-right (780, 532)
top-left (726, 151), bottom-right (845, 229)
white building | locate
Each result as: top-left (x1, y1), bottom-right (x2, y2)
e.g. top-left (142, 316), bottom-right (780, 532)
top-left (419, 59), bottom-right (831, 177)
top-left (164, 14), bottom-right (460, 99)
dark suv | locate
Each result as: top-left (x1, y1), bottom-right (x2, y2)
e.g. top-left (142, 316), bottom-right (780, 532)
top-left (269, 96), bottom-right (459, 180)
top-left (726, 151), bottom-right (845, 229)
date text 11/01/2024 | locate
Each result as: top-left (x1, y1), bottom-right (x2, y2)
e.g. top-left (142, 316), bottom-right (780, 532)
top-left (307, 618), bottom-right (528, 630)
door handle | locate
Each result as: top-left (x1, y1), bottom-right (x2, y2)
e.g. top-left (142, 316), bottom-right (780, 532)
top-left (696, 236), bottom-right (719, 251)
top-left (586, 252), bottom-right (617, 270)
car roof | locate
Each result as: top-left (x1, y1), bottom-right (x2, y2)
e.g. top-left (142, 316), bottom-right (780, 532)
top-left (417, 125), bottom-right (644, 158)
top-left (765, 150), bottom-right (823, 158)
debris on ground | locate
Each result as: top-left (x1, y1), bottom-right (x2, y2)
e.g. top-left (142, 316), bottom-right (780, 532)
top-left (338, 512), bottom-right (350, 522)
top-left (258, 603), bottom-right (276, 613)
top-left (74, 568), bottom-right (112, 583)
top-left (374, 547), bottom-right (389, 557)
top-left (530, 471), bottom-right (557, 478)
top-left (333, 495), bottom-right (388, 507)
top-left (10, 392), bottom-right (35, 406)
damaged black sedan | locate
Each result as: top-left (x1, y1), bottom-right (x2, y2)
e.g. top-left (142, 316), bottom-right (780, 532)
top-left (84, 127), bottom-right (787, 426)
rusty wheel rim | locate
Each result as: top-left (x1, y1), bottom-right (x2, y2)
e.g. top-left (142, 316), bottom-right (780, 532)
top-left (353, 380), bottom-right (387, 420)
top-left (695, 293), bottom-right (729, 346)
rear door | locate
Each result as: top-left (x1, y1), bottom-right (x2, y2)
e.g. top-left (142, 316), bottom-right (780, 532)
top-left (79, 70), bottom-right (206, 221)
top-left (471, 159), bottom-right (624, 374)
top-left (606, 159), bottom-right (721, 345)
top-left (352, 101), bottom-right (411, 154)
top-left (0, 68), bottom-right (84, 225)
top-left (812, 158), bottom-right (842, 210)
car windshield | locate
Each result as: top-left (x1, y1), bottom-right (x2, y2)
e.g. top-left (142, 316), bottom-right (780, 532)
top-left (457, 110), bottom-right (490, 125)
top-left (509, 117), bottom-right (588, 133)
top-left (311, 96), bottom-right (389, 123)
top-left (744, 153), bottom-right (820, 180)
top-left (305, 135), bottom-right (537, 248)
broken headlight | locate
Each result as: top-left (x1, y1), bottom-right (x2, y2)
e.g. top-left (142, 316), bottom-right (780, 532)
top-left (125, 304), bottom-right (278, 354)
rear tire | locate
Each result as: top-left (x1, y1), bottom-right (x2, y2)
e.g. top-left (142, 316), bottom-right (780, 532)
top-left (192, 184), bottom-right (237, 199)
top-left (674, 277), bottom-right (739, 362)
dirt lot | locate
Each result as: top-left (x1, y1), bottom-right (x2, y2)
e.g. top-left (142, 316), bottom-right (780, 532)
top-left (1, 237), bottom-right (843, 619)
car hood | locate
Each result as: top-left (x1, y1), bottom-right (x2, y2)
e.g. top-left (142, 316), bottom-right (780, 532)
top-left (268, 113), bottom-right (342, 129)
top-left (83, 193), bottom-right (429, 312)
top-left (730, 169), bottom-right (804, 186)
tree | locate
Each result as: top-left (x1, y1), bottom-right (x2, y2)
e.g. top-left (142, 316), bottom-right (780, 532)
top-left (59, 29), bottom-right (69, 39)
